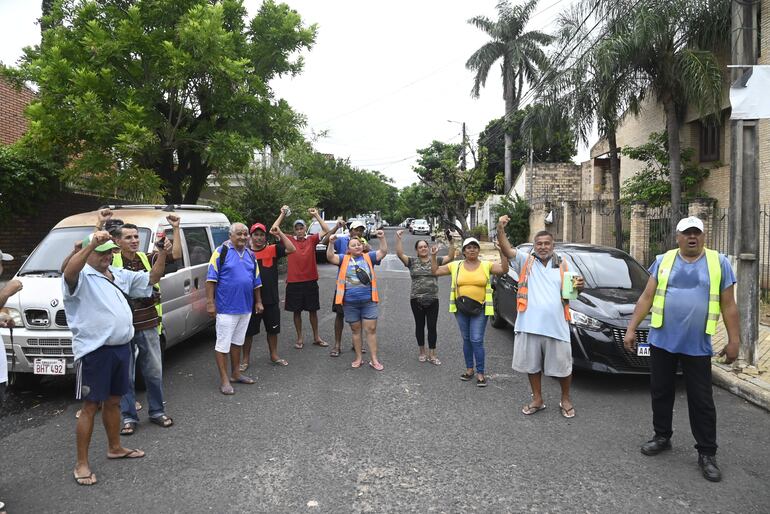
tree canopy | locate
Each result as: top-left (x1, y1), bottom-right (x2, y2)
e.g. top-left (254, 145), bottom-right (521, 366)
top-left (7, 0), bottom-right (316, 204)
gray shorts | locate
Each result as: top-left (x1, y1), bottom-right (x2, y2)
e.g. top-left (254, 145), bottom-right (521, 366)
top-left (512, 332), bottom-right (572, 377)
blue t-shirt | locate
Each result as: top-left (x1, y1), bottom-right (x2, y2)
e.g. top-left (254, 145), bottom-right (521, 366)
top-left (647, 252), bottom-right (735, 356)
top-left (206, 243), bottom-right (262, 315)
top-left (338, 251), bottom-right (381, 303)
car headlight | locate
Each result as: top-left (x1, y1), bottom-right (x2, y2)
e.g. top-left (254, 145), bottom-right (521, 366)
top-left (0, 308), bottom-right (23, 327)
top-left (569, 309), bottom-right (603, 331)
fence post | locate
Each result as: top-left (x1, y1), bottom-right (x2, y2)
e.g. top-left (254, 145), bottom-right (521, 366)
top-left (590, 200), bottom-right (607, 246)
top-left (528, 203), bottom-right (548, 241)
top-left (629, 202), bottom-right (650, 264)
top-left (562, 201), bottom-right (575, 242)
top-left (688, 198), bottom-right (716, 238)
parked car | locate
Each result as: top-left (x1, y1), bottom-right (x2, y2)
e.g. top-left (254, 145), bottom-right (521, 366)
top-left (410, 219), bottom-right (430, 235)
top-left (401, 217), bottom-right (414, 229)
top-left (309, 220), bottom-right (347, 262)
top-left (490, 243), bottom-right (652, 374)
top-left (0, 204), bottom-right (231, 385)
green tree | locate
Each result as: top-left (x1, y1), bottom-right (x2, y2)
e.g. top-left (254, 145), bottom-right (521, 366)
top-left (466, 0), bottom-right (553, 193)
top-left (0, 143), bottom-right (60, 221)
top-left (413, 141), bottom-right (482, 232)
top-left (620, 132), bottom-right (711, 207)
top-left (493, 194), bottom-right (531, 245)
top-left (7, 0), bottom-right (316, 203)
top-left (478, 105), bottom-right (576, 192)
top-left (532, 0), bottom-right (643, 249)
top-left (604, 0), bottom-right (729, 238)
top-left (395, 183), bottom-right (442, 222)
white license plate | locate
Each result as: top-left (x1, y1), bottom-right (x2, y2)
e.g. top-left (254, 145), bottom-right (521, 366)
top-left (33, 358), bottom-right (66, 375)
top-left (637, 344), bottom-right (650, 357)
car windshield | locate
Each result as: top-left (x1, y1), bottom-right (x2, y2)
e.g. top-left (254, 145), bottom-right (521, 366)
top-left (18, 226), bottom-right (151, 275)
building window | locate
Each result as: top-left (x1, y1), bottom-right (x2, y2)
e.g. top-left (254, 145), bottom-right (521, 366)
top-left (699, 122), bottom-right (720, 162)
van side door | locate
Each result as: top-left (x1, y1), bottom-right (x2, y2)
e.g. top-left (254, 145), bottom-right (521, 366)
top-left (157, 225), bottom-right (192, 349)
top-left (181, 226), bottom-right (214, 335)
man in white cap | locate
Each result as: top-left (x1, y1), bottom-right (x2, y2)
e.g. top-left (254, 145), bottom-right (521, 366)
top-left (623, 216), bottom-right (741, 482)
top-left (62, 231), bottom-right (169, 485)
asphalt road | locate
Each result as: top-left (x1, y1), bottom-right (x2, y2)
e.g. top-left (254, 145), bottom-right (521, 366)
top-left (1, 229), bottom-right (769, 513)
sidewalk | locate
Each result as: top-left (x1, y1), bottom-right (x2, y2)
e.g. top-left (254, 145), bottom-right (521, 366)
top-left (474, 241), bottom-right (770, 412)
top-left (711, 322), bottom-right (770, 411)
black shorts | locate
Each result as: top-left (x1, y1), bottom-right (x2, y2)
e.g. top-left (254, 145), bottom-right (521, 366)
top-left (285, 280), bottom-right (320, 312)
top-left (246, 303), bottom-right (281, 335)
top-left (75, 343), bottom-right (131, 402)
top-left (331, 289), bottom-right (343, 314)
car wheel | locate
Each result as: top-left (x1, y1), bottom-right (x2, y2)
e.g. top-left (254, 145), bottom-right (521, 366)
top-left (490, 292), bottom-right (508, 329)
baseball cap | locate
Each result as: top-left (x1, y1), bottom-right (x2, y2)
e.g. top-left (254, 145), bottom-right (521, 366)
top-left (350, 220), bottom-right (366, 230)
top-left (82, 234), bottom-right (120, 253)
top-left (294, 219), bottom-right (306, 227)
top-left (0, 249), bottom-right (13, 261)
top-left (461, 237), bottom-right (481, 250)
top-left (676, 216), bottom-right (704, 233)
top-left (250, 222), bottom-right (267, 234)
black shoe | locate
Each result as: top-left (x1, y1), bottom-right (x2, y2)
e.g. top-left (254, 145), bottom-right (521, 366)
top-left (640, 436), bottom-right (672, 456)
top-left (698, 453), bottom-right (722, 482)
top-left (460, 371), bottom-right (474, 381)
top-left (476, 377), bottom-right (488, 387)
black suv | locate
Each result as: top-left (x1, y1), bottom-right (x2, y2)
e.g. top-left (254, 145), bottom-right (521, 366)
top-left (491, 243), bottom-right (652, 374)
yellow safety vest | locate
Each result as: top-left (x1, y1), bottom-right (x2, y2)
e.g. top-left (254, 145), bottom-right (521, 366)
top-left (650, 248), bottom-right (722, 335)
top-left (113, 251), bottom-right (163, 333)
top-left (448, 260), bottom-right (494, 316)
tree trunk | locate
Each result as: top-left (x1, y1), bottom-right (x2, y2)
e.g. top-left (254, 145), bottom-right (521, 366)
top-left (504, 93), bottom-right (514, 194)
top-left (663, 96), bottom-right (682, 245)
top-left (183, 152), bottom-right (208, 204)
top-left (607, 128), bottom-right (623, 249)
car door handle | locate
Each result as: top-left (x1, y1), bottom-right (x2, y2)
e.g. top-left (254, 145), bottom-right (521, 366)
top-left (183, 279), bottom-right (191, 293)
top-left (194, 278), bottom-right (199, 289)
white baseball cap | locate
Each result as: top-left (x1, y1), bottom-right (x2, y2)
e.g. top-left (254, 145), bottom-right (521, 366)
top-left (461, 237), bottom-right (481, 250)
top-left (350, 221), bottom-right (366, 230)
top-left (676, 216), bottom-right (704, 233)
top-left (0, 249), bottom-right (13, 261)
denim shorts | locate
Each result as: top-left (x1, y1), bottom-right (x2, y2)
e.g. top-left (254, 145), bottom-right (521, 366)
top-left (343, 300), bottom-right (378, 323)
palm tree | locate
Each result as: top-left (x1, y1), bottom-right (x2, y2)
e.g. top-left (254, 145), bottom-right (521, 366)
top-left (531, 1), bottom-right (644, 249)
top-left (466, 0), bottom-right (553, 193)
top-left (604, 0), bottom-right (730, 239)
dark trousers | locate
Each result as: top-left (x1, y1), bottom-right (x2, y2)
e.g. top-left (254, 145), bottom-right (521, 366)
top-left (410, 298), bottom-right (439, 349)
top-left (650, 345), bottom-right (717, 456)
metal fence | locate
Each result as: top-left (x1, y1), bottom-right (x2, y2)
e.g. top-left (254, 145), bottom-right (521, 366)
top-left (646, 203), bottom-right (689, 266)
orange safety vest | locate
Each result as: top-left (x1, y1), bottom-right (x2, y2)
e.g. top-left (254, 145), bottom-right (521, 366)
top-left (516, 254), bottom-right (571, 322)
top-left (334, 253), bottom-right (380, 305)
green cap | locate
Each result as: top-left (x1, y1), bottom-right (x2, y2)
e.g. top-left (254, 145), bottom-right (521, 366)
top-left (83, 234), bottom-right (120, 253)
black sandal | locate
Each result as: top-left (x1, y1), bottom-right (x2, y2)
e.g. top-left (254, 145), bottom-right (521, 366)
top-left (121, 422), bottom-right (136, 436)
top-left (150, 415), bottom-right (173, 428)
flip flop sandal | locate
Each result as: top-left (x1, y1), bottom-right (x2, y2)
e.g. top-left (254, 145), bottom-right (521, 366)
top-left (107, 448), bottom-right (145, 459)
top-left (418, 354), bottom-right (427, 362)
top-left (220, 384), bottom-right (235, 395)
top-left (522, 403), bottom-right (547, 415)
top-left (294, 342), bottom-right (304, 349)
top-left (120, 422), bottom-right (136, 436)
top-left (351, 359), bottom-right (363, 368)
top-left (330, 348), bottom-right (341, 357)
top-left (270, 359), bottom-right (289, 366)
top-left (559, 402), bottom-right (576, 419)
top-left (369, 361), bottom-right (384, 371)
top-left (230, 375), bottom-right (256, 384)
top-left (73, 471), bottom-right (97, 486)
top-left (313, 340), bottom-right (329, 347)
top-left (239, 362), bottom-right (249, 372)
top-left (428, 357), bottom-right (442, 366)
top-left (150, 415), bottom-right (174, 428)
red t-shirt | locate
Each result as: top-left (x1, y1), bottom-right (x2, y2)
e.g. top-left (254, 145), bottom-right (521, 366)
top-left (286, 233), bottom-right (320, 283)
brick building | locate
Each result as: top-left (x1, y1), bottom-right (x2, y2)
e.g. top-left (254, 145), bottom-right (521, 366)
top-left (0, 76), bottom-right (35, 145)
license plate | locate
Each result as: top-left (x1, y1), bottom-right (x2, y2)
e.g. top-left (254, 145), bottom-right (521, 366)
top-left (637, 343), bottom-right (650, 357)
top-left (33, 358), bottom-right (66, 375)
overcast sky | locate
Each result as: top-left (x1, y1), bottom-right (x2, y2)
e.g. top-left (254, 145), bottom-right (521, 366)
top-left (0, 0), bottom-right (587, 189)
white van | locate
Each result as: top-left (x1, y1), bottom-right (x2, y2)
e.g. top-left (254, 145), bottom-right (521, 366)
top-left (0, 204), bottom-right (230, 385)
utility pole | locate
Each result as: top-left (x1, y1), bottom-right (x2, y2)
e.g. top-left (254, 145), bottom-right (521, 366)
top-left (527, 128), bottom-right (534, 204)
top-left (728, 0), bottom-right (760, 368)
top-left (461, 122), bottom-right (467, 172)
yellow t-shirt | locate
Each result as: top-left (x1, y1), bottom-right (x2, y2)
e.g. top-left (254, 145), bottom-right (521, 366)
top-left (456, 261), bottom-right (488, 303)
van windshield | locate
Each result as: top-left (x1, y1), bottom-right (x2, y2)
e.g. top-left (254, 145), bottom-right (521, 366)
top-left (18, 227), bottom-right (150, 276)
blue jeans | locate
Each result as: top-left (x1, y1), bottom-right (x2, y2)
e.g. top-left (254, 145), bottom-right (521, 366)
top-left (120, 328), bottom-right (165, 423)
top-left (454, 311), bottom-right (488, 374)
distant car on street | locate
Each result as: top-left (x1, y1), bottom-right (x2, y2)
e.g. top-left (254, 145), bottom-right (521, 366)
top-left (410, 219), bottom-right (430, 235)
top-left (491, 243), bottom-right (652, 374)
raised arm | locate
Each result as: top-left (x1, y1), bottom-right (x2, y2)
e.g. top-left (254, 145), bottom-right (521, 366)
top-left (309, 208), bottom-right (330, 237)
top-left (431, 245), bottom-right (452, 276)
top-left (439, 230), bottom-right (456, 265)
top-left (0, 280), bottom-right (23, 309)
top-left (271, 205), bottom-right (290, 232)
top-left (326, 234), bottom-right (341, 266)
top-left (149, 238), bottom-right (170, 284)
top-left (321, 218), bottom-right (344, 244)
top-left (94, 208), bottom-right (112, 233)
top-left (496, 215), bottom-right (515, 259)
top-left (490, 243), bottom-right (510, 276)
top-left (271, 226), bottom-right (296, 254)
top-left (167, 214), bottom-right (182, 261)
top-left (395, 230), bottom-right (409, 266)
top-left (374, 230), bottom-right (388, 261)
top-left (63, 231), bottom-right (111, 291)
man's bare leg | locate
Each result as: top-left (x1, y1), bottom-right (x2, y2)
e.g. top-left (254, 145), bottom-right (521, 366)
top-left (241, 335), bottom-right (253, 370)
top-left (293, 311), bottom-right (304, 348)
top-left (74, 400), bottom-right (99, 484)
top-left (266, 333), bottom-right (282, 363)
top-left (309, 310), bottom-right (327, 345)
top-left (104, 395), bottom-right (144, 459)
top-left (558, 374), bottom-right (574, 414)
top-left (215, 351), bottom-right (231, 388)
top-left (333, 312), bottom-right (344, 353)
top-left (527, 372), bottom-right (545, 408)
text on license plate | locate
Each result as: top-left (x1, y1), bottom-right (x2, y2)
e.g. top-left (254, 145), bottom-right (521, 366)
top-left (33, 358), bottom-right (66, 375)
top-left (637, 344), bottom-right (651, 357)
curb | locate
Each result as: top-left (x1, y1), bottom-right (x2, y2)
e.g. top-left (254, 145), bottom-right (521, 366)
top-left (712, 363), bottom-right (770, 412)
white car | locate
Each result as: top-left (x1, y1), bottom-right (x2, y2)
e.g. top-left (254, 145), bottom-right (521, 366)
top-left (411, 219), bottom-right (430, 235)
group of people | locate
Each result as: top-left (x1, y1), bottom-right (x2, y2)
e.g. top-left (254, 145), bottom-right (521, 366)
top-left (0, 205), bottom-right (741, 488)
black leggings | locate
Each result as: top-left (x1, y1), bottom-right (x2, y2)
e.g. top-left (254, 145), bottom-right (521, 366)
top-left (410, 298), bottom-right (439, 349)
